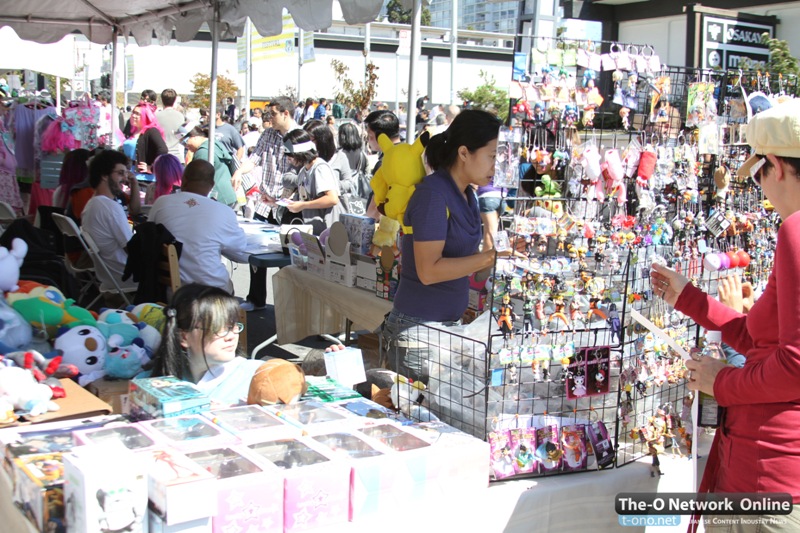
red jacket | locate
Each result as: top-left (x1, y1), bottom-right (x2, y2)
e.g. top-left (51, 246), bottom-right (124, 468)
top-left (676, 210), bottom-right (800, 501)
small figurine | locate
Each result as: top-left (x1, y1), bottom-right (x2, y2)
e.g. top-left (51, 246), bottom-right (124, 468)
top-left (606, 303), bottom-right (621, 343)
top-left (548, 295), bottom-right (570, 328)
top-left (572, 373), bottom-right (587, 397)
top-left (496, 293), bottom-right (517, 344)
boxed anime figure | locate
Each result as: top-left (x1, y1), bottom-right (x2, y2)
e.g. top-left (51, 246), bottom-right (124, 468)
top-left (325, 222), bottom-right (357, 287)
top-left (310, 431), bottom-right (398, 522)
top-left (12, 452), bottom-right (66, 533)
top-left (263, 400), bottom-right (349, 434)
top-left (142, 447), bottom-right (217, 525)
top-left (247, 436), bottom-right (349, 533)
top-left (62, 444), bottom-right (147, 533)
top-left (73, 423), bottom-right (157, 452)
top-left (204, 404), bottom-right (297, 444)
top-left (185, 446), bottom-right (283, 533)
top-left (339, 213), bottom-right (376, 255)
top-left (138, 415), bottom-right (238, 453)
top-left (4, 428), bottom-right (76, 487)
top-left (357, 423), bottom-right (432, 500)
top-left (129, 376), bottom-right (211, 420)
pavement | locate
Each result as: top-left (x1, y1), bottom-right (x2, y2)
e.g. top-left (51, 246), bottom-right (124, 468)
top-left (229, 259), bottom-right (333, 363)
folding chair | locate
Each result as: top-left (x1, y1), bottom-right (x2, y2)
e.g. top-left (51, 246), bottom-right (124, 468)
top-left (79, 229), bottom-right (137, 307)
top-left (157, 243), bottom-right (181, 299)
top-left (51, 213), bottom-right (103, 308)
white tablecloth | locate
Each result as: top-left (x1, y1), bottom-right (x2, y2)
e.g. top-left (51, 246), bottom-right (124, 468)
top-left (273, 266), bottom-right (393, 344)
top-left (227, 218), bottom-right (283, 264)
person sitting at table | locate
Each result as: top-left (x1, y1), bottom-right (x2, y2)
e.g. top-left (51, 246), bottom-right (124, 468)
top-left (148, 159), bottom-right (247, 293)
top-left (144, 153), bottom-right (182, 205)
top-left (283, 129), bottom-right (343, 235)
top-left (81, 149), bottom-right (140, 298)
top-left (380, 109), bottom-right (504, 383)
top-left (149, 283), bottom-right (264, 406)
top-left (122, 101), bottom-right (168, 182)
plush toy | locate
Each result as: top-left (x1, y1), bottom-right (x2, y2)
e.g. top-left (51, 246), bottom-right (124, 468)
top-left (370, 132), bottom-right (429, 233)
top-left (53, 325), bottom-right (107, 386)
top-left (0, 238), bottom-right (27, 292)
top-left (247, 359), bottom-right (308, 406)
top-left (4, 350), bottom-right (77, 397)
top-left (371, 215), bottom-right (400, 249)
top-left (7, 281), bottom-right (96, 339)
top-left (0, 365), bottom-right (59, 417)
top-left (128, 303), bottom-right (165, 332)
top-left (96, 311), bottom-right (141, 348)
top-left (391, 374), bottom-right (426, 415)
top-left (105, 338), bottom-right (149, 380)
top-left (134, 322), bottom-right (161, 355)
top-left (0, 239), bottom-right (33, 353)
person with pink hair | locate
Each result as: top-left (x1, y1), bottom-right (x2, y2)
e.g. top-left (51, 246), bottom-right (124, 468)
top-left (144, 154), bottom-right (183, 205)
top-left (122, 101), bottom-right (168, 183)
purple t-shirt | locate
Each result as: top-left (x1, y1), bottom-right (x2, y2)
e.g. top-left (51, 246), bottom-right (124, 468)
top-left (392, 170), bottom-right (482, 322)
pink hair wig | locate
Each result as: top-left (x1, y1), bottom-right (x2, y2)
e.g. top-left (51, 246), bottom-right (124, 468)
top-left (130, 101), bottom-right (165, 138)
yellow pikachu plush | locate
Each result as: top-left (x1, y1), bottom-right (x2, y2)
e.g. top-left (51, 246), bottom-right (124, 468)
top-left (370, 132), bottom-right (429, 233)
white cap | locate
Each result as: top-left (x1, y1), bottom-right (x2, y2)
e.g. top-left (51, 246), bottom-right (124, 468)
top-left (705, 330), bottom-right (722, 344)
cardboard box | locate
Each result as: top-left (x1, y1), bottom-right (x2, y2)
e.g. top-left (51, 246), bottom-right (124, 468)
top-left (354, 253), bottom-right (377, 279)
top-left (87, 377), bottom-right (131, 415)
top-left (63, 444), bottom-right (148, 533)
top-left (185, 446), bottom-right (284, 533)
top-left (355, 275), bottom-right (374, 291)
top-left (339, 214), bottom-right (376, 255)
top-left (299, 232), bottom-right (326, 278)
top-left (325, 221), bottom-right (356, 287)
top-left (12, 452), bottom-right (65, 532)
top-left (148, 509), bottom-right (211, 533)
top-left (73, 423), bottom-right (158, 452)
top-left (310, 431), bottom-right (402, 522)
top-left (203, 405), bottom-right (298, 445)
top-left (137, 415), bottom-right (239, 453)
top-left (129, 377), bottom-right (210, 420)
top-left (143, 447), bottom-right (217, 525)
top-left (23, 378), bottom-right (112, 424)
top-left (246, 436), bottom-right (350, 533)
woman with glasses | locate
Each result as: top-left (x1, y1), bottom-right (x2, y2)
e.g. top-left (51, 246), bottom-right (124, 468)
top-left (651, 101), bottom-right (800, 530)
top-left (282, 129), bottom-right (342, 234)
top-left (149, 284), bottom-right (263, 406)
top-left (122, 102), bottom-right (168, 183)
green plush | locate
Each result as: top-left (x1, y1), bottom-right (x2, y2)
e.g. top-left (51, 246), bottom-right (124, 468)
top-left (6, 281), bottom-right (96, 339)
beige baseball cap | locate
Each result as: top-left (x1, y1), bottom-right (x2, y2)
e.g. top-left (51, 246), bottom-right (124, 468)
top-left (737, 99), bottom-right (800, 178)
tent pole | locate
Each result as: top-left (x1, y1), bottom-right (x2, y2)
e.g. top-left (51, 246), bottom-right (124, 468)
top-left (298, 28), bottom-right (304, 104)
top-left (245, 17), bottom-right (251, 115)
top-left (405, 0), bottom-right (422, 144)
top-left (450, 0), bottom-right (458, 105)
top-left (109, 27), bottom-right (118, 148)
top-left (208, 0), bottom-right (219, 163)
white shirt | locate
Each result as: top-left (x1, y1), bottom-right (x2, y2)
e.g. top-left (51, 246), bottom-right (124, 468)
top-left (148, 191), bottom-right (248, 292)
top-left (82, 195), bottom-right (137, 291)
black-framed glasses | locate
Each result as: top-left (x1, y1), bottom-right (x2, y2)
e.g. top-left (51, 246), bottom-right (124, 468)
top-left (205, 322), bottom-right (244, 339)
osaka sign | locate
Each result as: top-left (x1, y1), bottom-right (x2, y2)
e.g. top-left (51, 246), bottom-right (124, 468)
top-left (701, 14), bottom-right (774, 70)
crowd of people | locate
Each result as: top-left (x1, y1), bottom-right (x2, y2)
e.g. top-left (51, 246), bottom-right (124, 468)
top-left (53, 87), bottom-right (466, 313)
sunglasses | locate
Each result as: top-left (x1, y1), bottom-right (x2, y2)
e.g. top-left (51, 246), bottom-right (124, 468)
top-left (749, 157), bottom-right (767, 186)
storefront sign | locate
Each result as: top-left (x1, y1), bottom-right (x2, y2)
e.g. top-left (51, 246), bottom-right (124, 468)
top-left (701, 14), bottom-right (774, 70)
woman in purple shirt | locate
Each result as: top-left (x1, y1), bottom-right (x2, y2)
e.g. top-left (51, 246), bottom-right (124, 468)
top-left (383, 110), bottom-right (502, 382)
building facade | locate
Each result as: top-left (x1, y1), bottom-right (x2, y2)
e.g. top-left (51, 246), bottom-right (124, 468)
top-left (429, 0), bottom-right (519, 33)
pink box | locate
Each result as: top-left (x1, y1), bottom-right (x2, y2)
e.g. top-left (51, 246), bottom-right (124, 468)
top-left (203, 405), bottom-right (299, 444)
top-left (246, 436), bottom-right (350, 532)
top-left (185, 446), bottom-right (284, 533)
top-left (141, 447), bottom-right (217, 524)
top-left (310, 431), bottom-right (403, 522)
top-left (263, 401), bottom-right (350, 434)
top-left (73, 423), bottom-right (158, 452)
top-left (138, 415), bottom-right (239, 453)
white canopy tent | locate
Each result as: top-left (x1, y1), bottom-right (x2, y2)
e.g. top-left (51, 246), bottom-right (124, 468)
top-left (0, 0), bottom-right (428, 155)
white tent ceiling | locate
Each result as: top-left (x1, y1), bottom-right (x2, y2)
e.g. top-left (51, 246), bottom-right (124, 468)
top-left (0, 0), bottom-right (386, 45)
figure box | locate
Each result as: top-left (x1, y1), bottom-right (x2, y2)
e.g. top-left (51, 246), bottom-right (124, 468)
top-left (263, 400), bottom-right (350, 434)
top-left (138, 415), bottom-right (238, 453)
top-left (325, 221), bottom-right (357, 287)
top-left (310, 431), bottom-right (403, 522)
top-left (129, 376), bottom-right (211, 420)
top-left (148, 509), bottom-right (211, 533)
top-left (62, 444), bottom-right (148, 533)
top-left (339, 213), bottom-right (376, 255)
top-left (4, 427), bottom-right (76, 488)
top-left (12, 452), bottom-right (66, 533)
top-left (203, 404), bottom-right (298, 444)
top-left (142, 447), bottom-right (217, 525)
top-left (246, 436), bottom-right (350, 533)
top-left (298, 232), bottom-right (326, 279)
top-left (356, 423), bottom-right (432, 502)
top-left (411, 421), bottom-right (491, 495)
top-left (185, 446), bottom-right (284, 533)
top-left (302, 376), bottom-right (363, 404)
top-left (375, 247), bottom-right (400, 301)
top-left (73, 423), bottom-right (158, 453)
